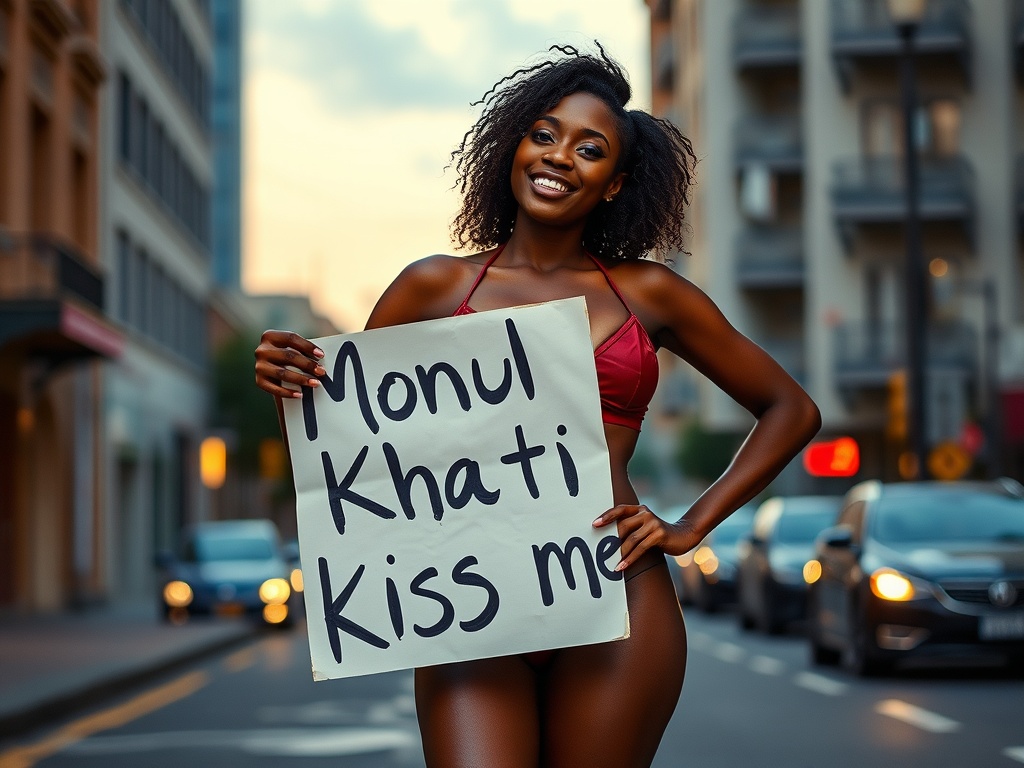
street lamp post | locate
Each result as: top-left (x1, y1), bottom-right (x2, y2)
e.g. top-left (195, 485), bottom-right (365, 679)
top-left (889, 0), bottom-right (929, 478)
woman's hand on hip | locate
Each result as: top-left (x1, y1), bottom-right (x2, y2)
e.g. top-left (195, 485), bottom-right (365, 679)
top-left (254, 330), bottom-right (326, 399)
top-left (593, 504), bottom-right (703, 572)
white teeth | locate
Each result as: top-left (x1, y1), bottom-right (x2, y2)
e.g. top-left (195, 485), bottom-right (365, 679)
top-left (533, 177), bottom-right (569, 193)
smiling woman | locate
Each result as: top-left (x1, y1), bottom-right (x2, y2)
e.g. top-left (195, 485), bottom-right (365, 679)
top-left (254, 43), bottom-right (820, 767)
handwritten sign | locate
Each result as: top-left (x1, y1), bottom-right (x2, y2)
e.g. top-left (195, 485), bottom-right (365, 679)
top-left (283, 297), bottom-right (628, 680)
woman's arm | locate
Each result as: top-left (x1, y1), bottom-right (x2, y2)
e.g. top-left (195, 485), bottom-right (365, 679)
top-left (595, 262), bottom-right (821, 569)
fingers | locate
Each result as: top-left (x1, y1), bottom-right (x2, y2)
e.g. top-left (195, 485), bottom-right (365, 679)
top-left (592, 504), bottom-right (667, 572)
top-left (254, 330), bottom-right (327, 398)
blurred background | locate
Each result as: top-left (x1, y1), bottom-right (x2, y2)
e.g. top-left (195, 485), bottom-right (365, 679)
top-left (0, 0), bottom-right (1022, 619)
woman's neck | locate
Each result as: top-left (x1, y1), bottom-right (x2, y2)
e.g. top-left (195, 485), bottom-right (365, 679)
top-left (501, 214), bottom-right (589, 271)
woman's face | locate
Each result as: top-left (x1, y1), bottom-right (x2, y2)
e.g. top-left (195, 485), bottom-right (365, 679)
top-left (510, 91), bottom-right (626, 228)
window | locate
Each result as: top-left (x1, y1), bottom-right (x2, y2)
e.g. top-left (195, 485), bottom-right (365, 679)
top-left (117, 230), bottom-right (132, 323)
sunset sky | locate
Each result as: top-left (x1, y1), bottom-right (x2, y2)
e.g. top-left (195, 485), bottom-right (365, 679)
top-left (242, 0), bottom-right (651, 331)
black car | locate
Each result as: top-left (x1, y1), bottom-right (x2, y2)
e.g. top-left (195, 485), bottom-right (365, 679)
top-left (675, 505), bottom-right (756, 612)
top-left (737, 495), bottom-right (843, 633)
top-left (807, 480), bottom-right (1024, 675)
top-left (157, 519), bottom-right (298, 627)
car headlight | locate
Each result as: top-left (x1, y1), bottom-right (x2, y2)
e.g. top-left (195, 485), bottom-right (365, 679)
top-left (803, 560), bottom-right (822, 584)
top-left (163, 580), bottom-right (193, 608)
top-left (694, 546), bottom-right (718, 575)
top-left (259, 578), bottom-right (291, 605)
top-left (289, 567), bottom-right (304, 593)
top-left (870, 568), bottom-right (930, 602)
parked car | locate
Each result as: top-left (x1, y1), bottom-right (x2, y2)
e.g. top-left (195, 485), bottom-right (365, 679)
top-left (675, 505), bottom-right (756, 612)
top-left (807, 480), bottom-right (1024, 675)
top-left (737, 495), bottom-right (844, 633)
top-left (157, 519), bottom-right (298, 627)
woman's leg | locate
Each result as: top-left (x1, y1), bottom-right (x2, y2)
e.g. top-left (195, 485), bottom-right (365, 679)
top-left (415, 655), bottom-right (542, 768)
top-left (542, 562), bottom-right (687, 768)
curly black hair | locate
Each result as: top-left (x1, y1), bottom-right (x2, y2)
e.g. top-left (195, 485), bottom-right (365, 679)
top-left (449, 43), bottom-right (697, 261)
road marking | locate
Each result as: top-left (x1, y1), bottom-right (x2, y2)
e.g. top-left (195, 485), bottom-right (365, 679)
top-left (0, 671), bottom-right (208, 768)
top-left (1004, 747), bottom-right (1024, 764)
top-left (748, 655), bottom-right (785, 676)
top-left (63, 728), bottom-right (419, 757)
top-left (793, 671), bottom-right (848, 696)
top-left (712, 642), bottom-right (745, 663)
top-left (875, 699), bottom-right (960, 734)
top-left (224, 646), bottom-right (258, 672)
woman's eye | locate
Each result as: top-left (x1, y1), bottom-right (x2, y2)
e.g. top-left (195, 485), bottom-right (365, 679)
top-left (532, 130), bottom-right (554, 143)
top-left (579, 145), bottom-right (604, 159)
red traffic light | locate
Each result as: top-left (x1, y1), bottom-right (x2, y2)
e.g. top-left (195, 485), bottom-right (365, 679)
top-left (803, 437), bottom-right (860, 477)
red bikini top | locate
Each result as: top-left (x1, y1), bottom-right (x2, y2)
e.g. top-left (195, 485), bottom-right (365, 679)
top-left (453, 246), bottom-right (659, 431)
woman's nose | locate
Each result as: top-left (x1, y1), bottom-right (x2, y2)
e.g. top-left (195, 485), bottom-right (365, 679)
top-left (543, 143), bottom-right (574, 169)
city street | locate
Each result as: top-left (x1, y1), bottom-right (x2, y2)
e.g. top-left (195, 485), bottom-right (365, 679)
top-left (2, 610), bottom-right (1021, 767)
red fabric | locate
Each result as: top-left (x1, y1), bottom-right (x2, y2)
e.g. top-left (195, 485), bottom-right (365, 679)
top-left (453, 247), bottom-right (659, 431)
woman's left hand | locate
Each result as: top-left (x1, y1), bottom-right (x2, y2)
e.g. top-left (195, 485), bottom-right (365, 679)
top-left (593, 504), bottom-right (704, 572)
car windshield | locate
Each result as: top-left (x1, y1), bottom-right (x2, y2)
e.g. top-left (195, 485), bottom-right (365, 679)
top-left (873, 493), bottom-right (1024, 544)
top-left (190, 535), bottom-right (275, 562)
top-left (775, 510), bottom-right (837, 543)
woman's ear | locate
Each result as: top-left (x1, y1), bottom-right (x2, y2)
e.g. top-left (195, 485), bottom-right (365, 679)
top-left (604, 172), bottom-right (627, 202)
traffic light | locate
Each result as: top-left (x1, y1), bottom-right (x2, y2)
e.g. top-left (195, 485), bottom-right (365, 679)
top-left (803, 437), bottom-right (860, 477)
top-left (887, 369), bottom-right (907, 441)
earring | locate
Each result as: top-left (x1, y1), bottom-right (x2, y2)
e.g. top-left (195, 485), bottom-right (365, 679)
top-left (604, 196), bottom-right (614, 202)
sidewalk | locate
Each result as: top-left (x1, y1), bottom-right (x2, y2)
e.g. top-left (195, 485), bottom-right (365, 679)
top-left (0, 602), bottom-right (257, 738)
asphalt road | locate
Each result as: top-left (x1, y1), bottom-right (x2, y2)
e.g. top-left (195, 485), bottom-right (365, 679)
top-left (4, 612), bottom-right (1022, 767)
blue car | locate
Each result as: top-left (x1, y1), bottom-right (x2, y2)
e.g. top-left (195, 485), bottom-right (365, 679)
top-left (157, 519), bottom-right (300, 627)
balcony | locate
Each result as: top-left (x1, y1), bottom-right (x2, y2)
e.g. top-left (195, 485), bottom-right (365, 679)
top-left (830, 0), bottom-right (971, 90)
top-left (0, 234), bottom-right (123, 362)
top-left (735, 114), bottom-right (803, 174)
top-left (733, 5), bottom-right (801, 71)
top-left (735, 227), bottom-right (804, 290)
top-left (832, 320), bottom-right (976, 391)
top-left (830, 155), bottom-right (974, 245)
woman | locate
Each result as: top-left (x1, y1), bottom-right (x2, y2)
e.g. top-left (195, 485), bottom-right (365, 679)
top-left (255, 45), bottom-right (820, 767)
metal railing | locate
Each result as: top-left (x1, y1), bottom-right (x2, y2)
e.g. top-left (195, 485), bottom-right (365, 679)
top-left (735, 114), bottom-right (803, 170)
top-left (831, 0), bottom-right (970, 47)
top-left (833, 320), bottom-right (976, 387)
top-left (831, 155), bottom-right (974, 219)
top-left (0, 235), bottom-right (104, 310)
top-left (735, 227), bottom-right (804, 288)
top-left (733, 4), bottom-right (801, 68)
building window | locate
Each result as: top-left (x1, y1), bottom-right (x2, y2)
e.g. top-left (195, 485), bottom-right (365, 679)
top-left (117, 230), bottom-right (132, 323)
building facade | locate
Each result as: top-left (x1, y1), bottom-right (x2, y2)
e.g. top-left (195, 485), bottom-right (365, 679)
top-left (98, 0), bottom-right (214, 602)
top-left (648, 0), bottom-right (1024, 486)
top-left (209, 0), bottom-right (240, 290)
top-left (0, 0), bottom-right (122, 612)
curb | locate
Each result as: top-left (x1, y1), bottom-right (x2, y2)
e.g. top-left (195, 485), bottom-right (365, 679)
top-left (0, 626), bottom-right (259, 739)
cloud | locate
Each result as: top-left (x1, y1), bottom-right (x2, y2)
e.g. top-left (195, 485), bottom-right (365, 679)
top-left (247, 0), bottom-right (643, 115)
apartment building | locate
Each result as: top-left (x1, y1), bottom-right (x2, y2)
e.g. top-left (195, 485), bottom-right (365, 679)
top-left (98, 0), bottom-right (214, 601)
top-left (648, 0), bottom-right (1024, 486)
top-left (0, 0), bottom-right (120, 611)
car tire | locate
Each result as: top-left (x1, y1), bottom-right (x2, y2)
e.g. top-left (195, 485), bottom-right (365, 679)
top-left (844, 628), bottom-right (887, 677)
top-left (758, 586), bottom-right (784, 635)
top-left (810, 637), bottom-right (841, 666)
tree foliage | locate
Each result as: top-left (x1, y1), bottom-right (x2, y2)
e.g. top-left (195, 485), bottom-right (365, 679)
top-left (675, 419), bottom-right (740, 483)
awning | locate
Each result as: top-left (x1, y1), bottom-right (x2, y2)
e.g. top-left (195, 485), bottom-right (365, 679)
top-left (0, 298), bottom-right (124, 365)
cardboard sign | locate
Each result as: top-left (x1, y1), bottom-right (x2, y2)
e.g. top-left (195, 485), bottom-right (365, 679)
top-left (283, 297), bottom-right (628, 680)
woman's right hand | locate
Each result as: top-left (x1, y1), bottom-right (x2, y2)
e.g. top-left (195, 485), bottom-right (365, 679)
top-left (254, 330), bottom-right (326, 399)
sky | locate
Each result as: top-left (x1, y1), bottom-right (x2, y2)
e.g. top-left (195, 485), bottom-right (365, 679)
top-left (241, 0), bottom-right (652, 332)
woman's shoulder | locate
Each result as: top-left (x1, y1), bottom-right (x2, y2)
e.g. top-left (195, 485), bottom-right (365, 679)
top-left (396, 251), bottom-right (492, 285)
top-left (601, 256), bottom-right (698, 299)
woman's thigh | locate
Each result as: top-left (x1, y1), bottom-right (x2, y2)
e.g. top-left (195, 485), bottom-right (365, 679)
top-left (415, 655), bottom-right (541, 768)
top-left (542, 562), bottom-right (687, 768)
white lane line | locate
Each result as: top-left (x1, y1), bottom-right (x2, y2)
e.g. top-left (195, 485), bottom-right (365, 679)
top-left (793, 671), bottom-right (849, 697)
top-left (712, 642), bottom-right (745, 663)
top-left (1004, 747), bottom-right (1024, 764)
top-left (874, 700), bottom-right (961, 734)
top-left (748, 655), bottom-right (785, 676)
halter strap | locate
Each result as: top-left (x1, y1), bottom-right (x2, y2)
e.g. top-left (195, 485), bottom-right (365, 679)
top-left (458, 244), bottom-right (506, 310)
top-left (585, 252), bottom-right (632, 312)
